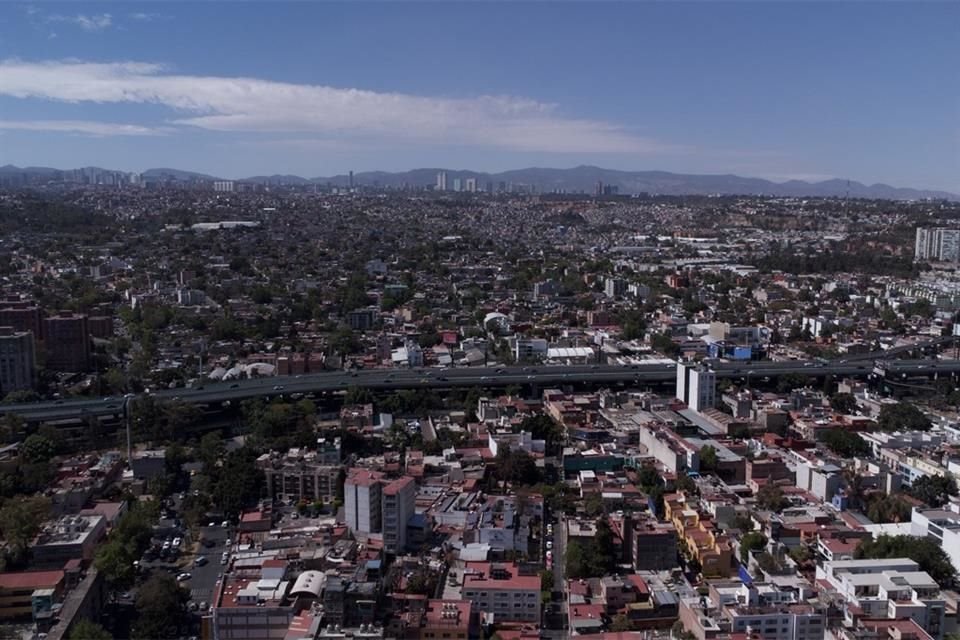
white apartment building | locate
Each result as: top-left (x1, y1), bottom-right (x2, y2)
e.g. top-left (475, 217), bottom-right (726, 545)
top-left (677, 362), bottom-right (716, 412)
top-left (817, 558), bottom-right (946, 640)
top-left (344, 469), bottom-right (384, 536)
top-left (916, 228), bottom-right (960, 263)
top-left (382, 476), bottom-right (415, 554)
top-left (911, 508), bottom-right (960, 579)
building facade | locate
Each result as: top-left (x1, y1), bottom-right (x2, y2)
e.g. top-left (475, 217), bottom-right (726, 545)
top-left (43, 313), bottom-right (90, 372)
top-left (0, 328), bottom-right (35, 394)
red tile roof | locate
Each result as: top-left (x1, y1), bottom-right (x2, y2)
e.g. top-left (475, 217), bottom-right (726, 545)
top-left (0, 570), bottom-right (65, 591)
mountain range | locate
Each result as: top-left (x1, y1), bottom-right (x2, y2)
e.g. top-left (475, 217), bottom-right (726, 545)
top-left (1, 164), bottom-right (955, 200)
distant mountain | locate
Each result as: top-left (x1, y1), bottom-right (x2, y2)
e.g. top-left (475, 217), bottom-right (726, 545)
top-left (141, 167), bottom-right (221, 182)
top-left (311, 165), bottom-right (958, 200)
top-left (1, 164), bottom-right (955, 200)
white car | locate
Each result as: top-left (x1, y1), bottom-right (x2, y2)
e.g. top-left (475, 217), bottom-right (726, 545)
top-left (546, 541), bottom-right (553, 550)
top-left (177, 572), bottom-right (192, 582)
top-left (173, 537), bottom-right (182, 547)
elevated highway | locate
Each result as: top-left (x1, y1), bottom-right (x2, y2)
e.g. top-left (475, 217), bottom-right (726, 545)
top-left (1, 357), bottom-right (958, 424)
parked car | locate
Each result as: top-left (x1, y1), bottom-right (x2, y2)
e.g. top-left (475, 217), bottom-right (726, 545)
top-left (177, 573), bottom-right (192, 582)
top-left (194, 556), bottom-right (208, 567)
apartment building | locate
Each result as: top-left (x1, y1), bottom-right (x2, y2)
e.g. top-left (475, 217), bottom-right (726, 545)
top-left (212, 577), bottom-right (293, 640)
top-left (0, 299), bottom-right (43, 340)
top-left (664, 493), bottom-right (734, 578)
top-left (31, 515), bottom-right (106, 569)
top-left (676, 362), bottom-right (716, 412)
top-left (382, 476), bottom-right (416, 554)
top-left (461, 562), bottom-right (541, 623)
top-left (817, 559), bottom-right (946, 640)
top-left (43, 312), bottom-right (90, 372)
top-left (911, 508), bottom-right (960, 579)
top-left (344, 469), bottom-right (384, 536)
top-left (0, 327), bottom-right (35, 394)
top-left (256, 448), bottom-right (342, 503)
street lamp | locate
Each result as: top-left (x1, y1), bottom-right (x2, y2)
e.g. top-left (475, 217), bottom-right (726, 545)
top-left (122, 393), bottom-right (136, 463)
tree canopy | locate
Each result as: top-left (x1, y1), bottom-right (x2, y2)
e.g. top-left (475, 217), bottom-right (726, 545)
top-left (856, 535), bottom-right (956, 586)
top-left (909, 475), bottom-right (959, 508)
top-left (877, 403), bottom-right (931, 432)
top-left (821, 429), bottom-right (870, 457)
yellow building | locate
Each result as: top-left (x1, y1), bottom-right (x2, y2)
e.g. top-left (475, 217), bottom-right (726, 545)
top-left (664, 492), bottom-right (734, 578)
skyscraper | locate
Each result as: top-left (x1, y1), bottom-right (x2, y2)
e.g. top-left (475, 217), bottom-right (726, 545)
top-left (348, 170), bottom-right (354, 189)
top-left (436, 171), bottom-right (448, 191)
top-left (465, 178), bottom-right (477, 193)
top-left (452, 178), bottom-right (462, 192)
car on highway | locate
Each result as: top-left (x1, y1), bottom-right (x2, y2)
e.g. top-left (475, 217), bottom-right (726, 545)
top-left (273, 385), bottom-right (284, 391)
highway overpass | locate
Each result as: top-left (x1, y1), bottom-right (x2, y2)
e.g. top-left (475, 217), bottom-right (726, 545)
top-left (2, 357), bottom-right (958, 425)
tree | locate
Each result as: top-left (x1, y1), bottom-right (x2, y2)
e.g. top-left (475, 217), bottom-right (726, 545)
top-left (133, 573), bottom-right (188, 640)
top-left (864, 493), bottom-right (912, 524)
top-left (777, 373), bottom-right (810, 393)
top-left (699, 445), bottom-right (718, 472)
top-left (518, 414), bottom-right (566, 455)
top-left (213, 447), bottom-right (266, 516)
top-left (739, 532), bottom-right (768, 563)
top-left (856, 535), bottom-right (956, 586)
top-left (0, 495), bottom-right (51, 565)
top-left (494, 447), bottom-right (541, 486)
top-left (755, 484), bottom-right (789, 512)
top-left (609, 614), bottom-right (633, 632)
top-left (821, 429), bottom-right (870, 457)
top-left (19, 433), bottom-right (55, 463)
top-left (830, 392), bottom-right (858, 414)
top-left (909, 475), bottom-right (959, 508)
top-left (69, 618), bottom-right (111, 640)
top-left (540, 569), bottom-right (554, 591)
top-left (877, 402), bottom-right (931, 432)
top-left (344, 386), bottom-right (374, 406)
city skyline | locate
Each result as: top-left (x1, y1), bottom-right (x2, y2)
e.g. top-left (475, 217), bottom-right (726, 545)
top-left (0, 2), bottom-right (957, 191)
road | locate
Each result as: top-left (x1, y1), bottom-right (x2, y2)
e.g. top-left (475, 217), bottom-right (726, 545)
top-left (187, 525), bottom-right (230, 612)
top-left (1, 354), bottom-right (958, 424)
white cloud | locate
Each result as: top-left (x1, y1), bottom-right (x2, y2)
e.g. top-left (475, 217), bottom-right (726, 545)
top-left (46, 14), bottom-right (112, 32)
top-left (0, 119), bottom-right (169, 136)
top-left (128, 13), bottom-right (168, 22)
top-left (0, 59), bottom-right (684, 154)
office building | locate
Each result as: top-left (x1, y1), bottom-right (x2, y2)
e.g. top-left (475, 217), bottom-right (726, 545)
top-left (0, 328), bottom-right (35, 394)
top-left (43, 313), bottom-right (90, 372)
top-left (916, 227), bottom-right (960, 263)
top-left (465, 178), bottom-right (477, 193)
top-left (436, 171), bottom-right (447, 191)
top-left (382, 476), bottom-right (416, 554)
top-left (452, 178), bottom-right (462, 192)
top-left (676, 362), bottom-right (716, 412)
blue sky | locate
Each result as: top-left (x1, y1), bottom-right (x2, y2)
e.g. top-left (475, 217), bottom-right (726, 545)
top-left (0, 2), bottom-right (957, 190)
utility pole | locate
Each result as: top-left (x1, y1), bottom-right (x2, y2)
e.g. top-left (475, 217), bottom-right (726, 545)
top-left (123, 393), bottom-right (135, 463)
